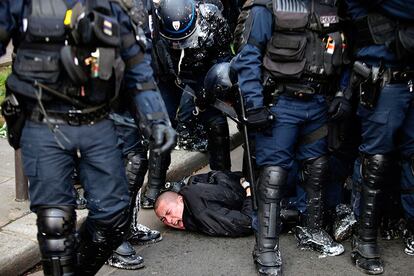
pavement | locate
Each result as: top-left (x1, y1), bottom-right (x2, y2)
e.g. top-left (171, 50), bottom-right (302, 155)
top-left (0, 44), bottom-right (12, 67)
top-left (97, 148), bottom-right (413, 276)
top-left (0, 120), bottom-right (242, 276)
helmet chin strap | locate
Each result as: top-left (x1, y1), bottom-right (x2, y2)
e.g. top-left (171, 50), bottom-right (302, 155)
top-left (177, 47), bottom-right (185, 77)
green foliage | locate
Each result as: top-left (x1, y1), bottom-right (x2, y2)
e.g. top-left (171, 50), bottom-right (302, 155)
top-left (0, 66), bottom-right (11, 103)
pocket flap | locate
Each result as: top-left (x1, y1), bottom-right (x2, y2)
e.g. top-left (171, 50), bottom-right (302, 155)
top-left (28, 16), bottom-right (65, 40)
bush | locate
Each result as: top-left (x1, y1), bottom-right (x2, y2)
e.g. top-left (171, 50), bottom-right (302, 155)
top-left (0, 66), bottom-right (11, 104)
top-left (0, 66), bottom-right (11, 126)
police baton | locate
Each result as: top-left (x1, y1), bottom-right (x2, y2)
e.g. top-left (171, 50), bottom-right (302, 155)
top-left (237, 87), bottom-right (258, 211)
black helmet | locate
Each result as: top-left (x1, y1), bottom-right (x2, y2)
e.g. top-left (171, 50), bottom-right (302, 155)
top-left (204, 62), bottom-right (236, 102)
top-left (156, 0), bottom-right (197, 42)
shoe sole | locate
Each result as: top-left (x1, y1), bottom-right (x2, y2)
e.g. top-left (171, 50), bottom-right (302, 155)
top-left (106, 262), bottom-right (145, 270)
top-left (404, 248), bottom-right (414, 256)
top-left (130, 236), bottom-right (163, 246)
top-left (351, 253), bottom-right (384, 275)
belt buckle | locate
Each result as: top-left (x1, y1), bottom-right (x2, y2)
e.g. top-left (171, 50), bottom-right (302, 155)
top-left (67, 109), bottom-right (82, 126)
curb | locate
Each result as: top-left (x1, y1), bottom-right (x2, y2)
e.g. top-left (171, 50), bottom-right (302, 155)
top-left (0, 120), bottom-right (241, 276)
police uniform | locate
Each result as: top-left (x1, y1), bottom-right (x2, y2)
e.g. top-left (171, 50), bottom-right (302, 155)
top-left (232, 0), bottom-right (348, 274)
top-left (0, 0), bottom-right (174, 275)
top-left (345, 0), bottom-right (414, 273)
top-left (141, 0), bottom-right (233, 207)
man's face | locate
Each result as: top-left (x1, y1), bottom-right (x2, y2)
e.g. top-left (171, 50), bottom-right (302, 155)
top-left (155, 194), bottom-right (185, 230)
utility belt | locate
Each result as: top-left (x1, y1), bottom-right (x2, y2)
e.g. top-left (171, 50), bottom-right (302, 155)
top-left (28, 104), bottom-right (110, 126)
top-left (263, 77), bottom-right (328, 104)
top-left (352, 61), bottom-right (414, 109)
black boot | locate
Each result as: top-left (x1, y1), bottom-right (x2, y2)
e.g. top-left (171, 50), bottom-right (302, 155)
top-left (207, 122), bottom-right (231, 171)
top-left (76, 209), bottom-right (130, 275)
top-left (106, 241), bottom-right (144, 270)
top-left (36, 206), bottom-right (77, 276)
top-left (141, 151), bottom-right (171, 209)
top-left (295, 156), bottom-right (344, 256)
top-left (351, 154), bottom-right (392, 275)
top-left (254, 166), bottom-right (286, 276)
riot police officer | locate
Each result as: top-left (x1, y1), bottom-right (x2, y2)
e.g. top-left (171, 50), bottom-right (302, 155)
top-left (140, 0), bottom-right (233, 208)
top-left (345, 0), bottom-right (414, 274)
top-left (232, 0), bottom-right (348, 274)
top-left (106, 0), bottom-right (164, 270)
top-left (0, 0), bottom-right (176, 275)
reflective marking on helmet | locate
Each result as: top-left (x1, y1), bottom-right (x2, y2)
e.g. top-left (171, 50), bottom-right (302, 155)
top-left (172, 21), bottom-right (181, 31)
top-left (164, 5), bottom-right (195, 34)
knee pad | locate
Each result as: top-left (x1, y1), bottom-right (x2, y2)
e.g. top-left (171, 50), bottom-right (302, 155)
top-left (361, 154), bottom-right (393, 189)
top-left (36, 206), bottom-right (76, 257)
top-left (36, 206), bottom-right (76, 275)
top-left (126, 151), bottom-right (148, 192)
top-left (258, 166), bottom-right (287, 203)
top-left (301, 155), bottom-right (329, 190)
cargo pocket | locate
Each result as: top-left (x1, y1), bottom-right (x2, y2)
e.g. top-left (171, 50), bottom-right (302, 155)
top-left (263, 33), bottom-right (307, 79)
top-left (13, 49), bottom-right (61, 84)
top-left (266, 34), bottom-right (307, 61)
top-left (21, 154), bottom-right (38, 177)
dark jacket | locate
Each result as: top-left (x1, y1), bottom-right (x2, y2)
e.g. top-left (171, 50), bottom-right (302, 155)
top-left (180, 171), bottom-right (253, 237)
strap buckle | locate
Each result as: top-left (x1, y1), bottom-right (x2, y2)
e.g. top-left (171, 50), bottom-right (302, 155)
top-left (67, 109), bottom-right (82, 126)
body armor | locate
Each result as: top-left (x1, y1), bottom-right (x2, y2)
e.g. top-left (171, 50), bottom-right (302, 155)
top-left (234, 0), bottom-right (348, 81)
top-left (7, 0), bottom-right (123, 106)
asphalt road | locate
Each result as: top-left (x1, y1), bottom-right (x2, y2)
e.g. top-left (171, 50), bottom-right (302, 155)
top-left (30, 147), bottom-right (413, 276)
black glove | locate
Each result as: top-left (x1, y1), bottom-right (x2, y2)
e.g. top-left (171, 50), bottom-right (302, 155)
top-left (328, 93), bottom-right (352, 121)
top-left (245, 106), bottom-right (275, 130)
top-left (151, 123), bottom-right (177, 155)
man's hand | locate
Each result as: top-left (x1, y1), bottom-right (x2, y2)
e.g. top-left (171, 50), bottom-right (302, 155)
top-left (328, 92), bottom-right (352, 121)
top-left (151, 123), bottom-right (177, 155)
top-left (245, 106), bottom-right (275, 130)
top-left (240, 178), bottom-right (251, 197)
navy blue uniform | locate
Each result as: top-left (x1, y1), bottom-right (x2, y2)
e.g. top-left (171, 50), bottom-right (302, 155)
top-left (346, 0), bottom-right (414, 224)
top-left (0, 0), bottom-right (172, 274)
top-left (232, 1), bottom-right (347, 273)
top-left (346, 0), bottom-right (414, 272)
top-left (232, 5), bottom-right (343, 169)
top-left (0, 0), bottom-right (167, 217)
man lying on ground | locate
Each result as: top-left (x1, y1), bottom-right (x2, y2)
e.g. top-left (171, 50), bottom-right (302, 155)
top-left (154, 171), bottom-right (253, 237)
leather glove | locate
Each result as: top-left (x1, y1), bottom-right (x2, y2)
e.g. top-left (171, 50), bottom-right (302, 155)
top-left (328, 92), bottom-right (352, 121)
top-left (151, 123), bottom-right (177, 155)
top-left (245, 106), bottom-right (275, 131)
